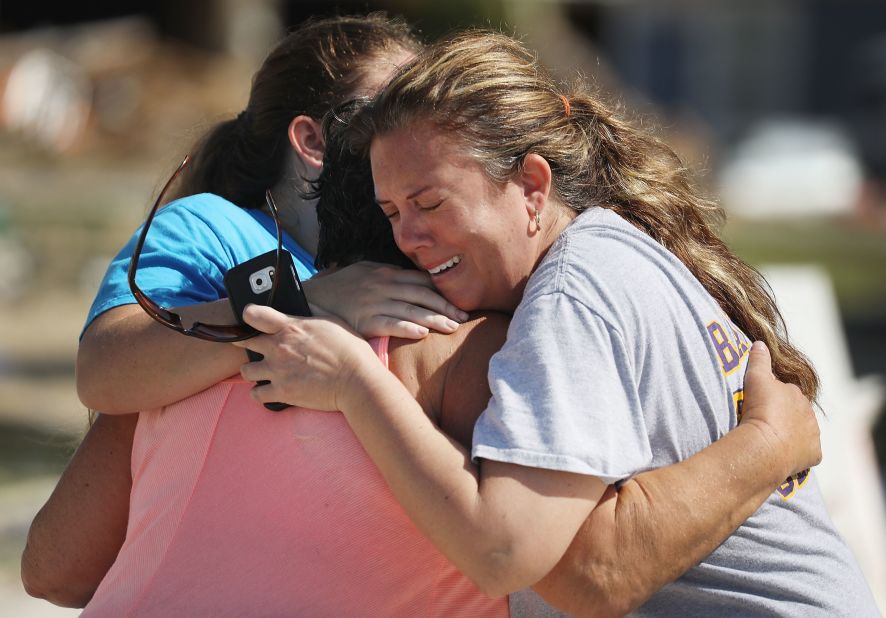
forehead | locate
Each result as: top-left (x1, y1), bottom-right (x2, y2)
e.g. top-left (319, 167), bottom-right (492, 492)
top-left (370, 123), bottom-right (479, 196)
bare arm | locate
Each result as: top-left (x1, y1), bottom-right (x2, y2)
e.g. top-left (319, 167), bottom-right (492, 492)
top-left (240, 308), bottom-right (605, 596)
top-left (21, 413), bottom-right (136, 607)
top-left (77, 302), bottom-right (245, 413)
top-left (241, 307), bottom-right (819, 611)
top-left (78, 264), bottom-right (467, 414)
top-left (535, 341), bottom-right (819, 616)
top-left (439, 326), bottom-right (818, 616)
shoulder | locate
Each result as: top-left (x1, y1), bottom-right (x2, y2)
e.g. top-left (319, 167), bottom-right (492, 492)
top-left (559, 208), bottom-right (664, 271)
top-left (150, 193), bottom-right (277, 262)
top-left (390, 313), bottom-right (509, 384)
top-left (158, 193), bottom-right (260, 231)
top-left (527, 208), bottom-right (686, 313)
top-left (389, 312), bottom-right (510, 448)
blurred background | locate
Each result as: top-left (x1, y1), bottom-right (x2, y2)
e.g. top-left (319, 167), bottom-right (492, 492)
top-left (1, 0), bottom-right (884, 615)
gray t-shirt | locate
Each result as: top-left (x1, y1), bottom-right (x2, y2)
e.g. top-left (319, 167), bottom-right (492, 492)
top-left (477, 208), bottom-right (877, 616)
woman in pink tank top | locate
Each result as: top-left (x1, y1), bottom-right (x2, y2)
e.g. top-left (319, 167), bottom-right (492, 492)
top-left (81, 335), bottom-right (508, 617)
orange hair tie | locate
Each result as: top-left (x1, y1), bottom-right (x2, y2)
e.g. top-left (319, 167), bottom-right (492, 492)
top-left (559, 94), bottom-right (571, 117)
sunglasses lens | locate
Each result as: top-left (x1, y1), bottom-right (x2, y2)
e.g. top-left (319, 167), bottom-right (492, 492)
top-left (188, 322), bottom-right (257, 342)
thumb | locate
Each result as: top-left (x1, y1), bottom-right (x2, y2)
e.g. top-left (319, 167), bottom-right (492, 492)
top-left (242, 304), bottom-right (291, 334)
top-left (744, 340), bottom-right (774, 386)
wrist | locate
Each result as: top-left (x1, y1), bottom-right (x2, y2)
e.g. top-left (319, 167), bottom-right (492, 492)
top-left (735, 419), bottom-right (790, 486)
top-left (333, 342), bottom-right (390, 412)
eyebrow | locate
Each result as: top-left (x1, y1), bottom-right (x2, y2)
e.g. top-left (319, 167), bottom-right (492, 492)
top-left (375, 185), bottom-right (433, 205)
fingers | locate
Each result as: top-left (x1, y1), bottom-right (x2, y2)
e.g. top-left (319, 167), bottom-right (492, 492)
top-left (362, 299), bottom-right (468, 338)
top-left (241, 304), bottom-right (293, 334)
top-left (367, 278), bottom-right (469, 324)
top-left (307, 261), bottom-right (470, 333)
top-left (249, 381), bottom-right (276, 404)
top-left (744, 341), bottom-right (774, 384)
top-left (238, 357), bottom-right (265, 383)
top-left (741, 340), bottom-right (821, 476)
top-left (401, 288), bottom-right (469, 324)
top-left (350, 264), bottom-right (469, 322)
top-left (362, 316), bottom-right (430, 340)
top-left (239, 360), bottom-right (284, 404)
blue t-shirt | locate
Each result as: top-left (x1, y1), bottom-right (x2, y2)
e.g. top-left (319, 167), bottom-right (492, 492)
top-left (84, 193), bottom-right (317, 333)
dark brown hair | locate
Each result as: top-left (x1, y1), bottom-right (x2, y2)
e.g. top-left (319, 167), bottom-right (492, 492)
top-left (171, 13), bottom-right (420, 210)
top-left (312, 101), bottom-right (412, 270)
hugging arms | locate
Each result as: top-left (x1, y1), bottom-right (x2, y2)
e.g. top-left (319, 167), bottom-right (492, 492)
top-left (22, 17), bottom-right (848, 617)
top-left (24, 315), bottom-right (817, 614)
top-left (25, 107), bottom-right (821, 618)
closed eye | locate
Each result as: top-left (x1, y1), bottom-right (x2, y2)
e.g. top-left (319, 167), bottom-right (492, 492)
top-left (375, 199), bottom-right (398, 220)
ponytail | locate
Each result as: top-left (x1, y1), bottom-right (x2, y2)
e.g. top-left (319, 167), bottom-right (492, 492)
top-left (165, 13), bottom-right (421, 210)
top-left (171, 111), bottom-right (288, 209)
top-left (570, 95), bottom-right (818, 399)
top-left (354, 30), bottom-right (819, 400)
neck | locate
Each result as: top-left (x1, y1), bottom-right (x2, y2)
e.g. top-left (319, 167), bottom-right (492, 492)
top-left (267, 149), bottom-right (323, 257)
top-left (536, 206), bottom-right (576, 263)
top-left (269, 178), bottom-right (320, 258)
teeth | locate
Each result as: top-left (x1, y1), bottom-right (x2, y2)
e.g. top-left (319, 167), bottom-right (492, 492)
top-left (428, 255), bottom-right (461, 275)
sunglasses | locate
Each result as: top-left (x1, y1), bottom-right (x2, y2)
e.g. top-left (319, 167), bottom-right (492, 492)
top-left (127, 155), bottom-right (284, 342)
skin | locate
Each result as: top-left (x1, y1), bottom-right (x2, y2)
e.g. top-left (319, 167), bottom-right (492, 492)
top-left (21, 412), bottom-right (137, 607)
top-left (234, 124), bottom-right (822, 603)
top-left (27, 76), bottom-right (821, 614)
top-left (23, 317), bottom-right (818, 614)
top-left (374, 123), bottom-right (573, 313)
top-left (76, 51), bottom-right (468, 415)
top-left (239, 309), bottom-right (819, 611)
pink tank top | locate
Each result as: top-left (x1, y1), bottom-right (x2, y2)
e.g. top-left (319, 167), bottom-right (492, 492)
top-left (83, 337), bottom-right (507, 617)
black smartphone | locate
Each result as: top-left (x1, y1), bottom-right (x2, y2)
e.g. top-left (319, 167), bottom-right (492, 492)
top-left (224, 249), bottom-right (312, 411)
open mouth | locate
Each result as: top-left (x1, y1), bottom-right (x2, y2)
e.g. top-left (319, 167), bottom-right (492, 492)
top-left (427, 255), bottom-right (461, 276)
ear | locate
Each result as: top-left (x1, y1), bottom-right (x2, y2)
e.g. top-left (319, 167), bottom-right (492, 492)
top-left (518, 153), bottom-right (553, 220)
top-left (287, 115), bottom-right (325, 174)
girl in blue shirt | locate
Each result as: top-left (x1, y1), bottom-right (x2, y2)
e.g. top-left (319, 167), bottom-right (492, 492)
top-left (76, 14), bottom-right (468, 414)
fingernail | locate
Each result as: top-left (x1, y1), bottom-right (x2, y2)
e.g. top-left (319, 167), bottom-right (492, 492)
top-left (456, 310), bottom-right (469, 322)
top-left (444, 319), bottom-right (460, 331)
top-left (415, 326), bottom-right (429, 336)
top-left (752, 341), bottom-right (768, 352)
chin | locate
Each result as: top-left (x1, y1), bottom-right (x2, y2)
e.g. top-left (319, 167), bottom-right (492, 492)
top-left (440, 290), bottom-right (479, 314)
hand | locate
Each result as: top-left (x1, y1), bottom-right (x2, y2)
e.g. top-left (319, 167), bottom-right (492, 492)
top-left (304, 261), bottom-right (469, 339)
top-left (740, 341), bottom-right (821, 479)
top-left (233, 304), bottom-right (380, 412)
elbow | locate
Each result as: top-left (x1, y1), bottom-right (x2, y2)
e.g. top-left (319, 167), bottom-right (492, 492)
top-left (464, 544), bottom-right (558, 599)
top-left (75, 350), bottom-right (102, 411)
top-left (21, 546), bottom-right (93, 608)
top-left (469, 563), bottom-right (516, 599)
top-left (21, 512), bottom-right (100, 609)
top-left (542, 563), bottom-right (649, 618)
top-left (75, 375), bottom-right (103, 413)
top-left (76, 354), bottom-right (126, 414)
top-left (21, 574), bottom-right (93, 609)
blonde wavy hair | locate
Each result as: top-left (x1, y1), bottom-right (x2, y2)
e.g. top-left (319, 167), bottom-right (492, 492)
top-left (352, 30), bottom-right (818, 399)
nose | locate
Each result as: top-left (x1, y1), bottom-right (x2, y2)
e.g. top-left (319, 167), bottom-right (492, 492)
top-left (393, 208), bottom-right (431, 256)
